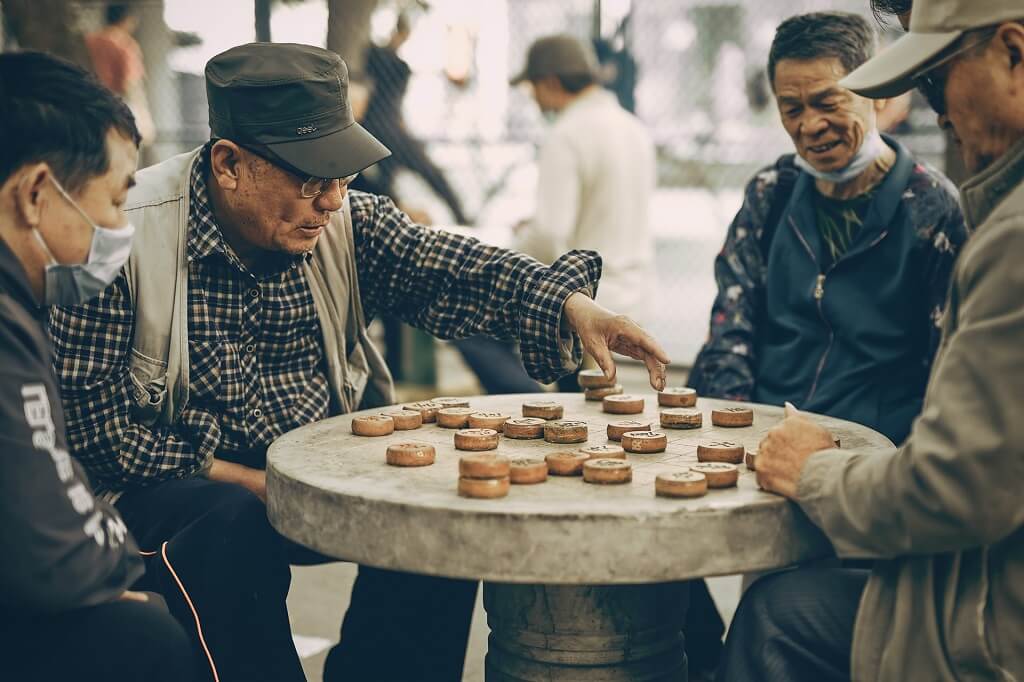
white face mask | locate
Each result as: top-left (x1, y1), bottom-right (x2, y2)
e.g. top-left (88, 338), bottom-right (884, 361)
top-left (32, 175), bottom-right (135, 306)
top-left (793, 129), bottom-right (886, 185)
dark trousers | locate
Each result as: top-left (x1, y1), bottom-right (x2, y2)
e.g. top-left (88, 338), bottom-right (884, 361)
top-left (1, 596), bottom-right (199, 682)
top-left (686, 579), bottom-right (726, 676)
top-left (117, 477), bottom-right (478, 682)
top-left (717, 567), bottom-right (869, 682)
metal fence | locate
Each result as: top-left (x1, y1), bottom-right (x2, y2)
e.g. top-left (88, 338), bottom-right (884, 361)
top-left (2, 0), bottom-right (949, 366)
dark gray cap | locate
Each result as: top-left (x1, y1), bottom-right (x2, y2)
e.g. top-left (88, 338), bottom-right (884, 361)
top-left (206, 42), bottom-right (390, 178)
top-left (510, 34), bottom-right (599, 85)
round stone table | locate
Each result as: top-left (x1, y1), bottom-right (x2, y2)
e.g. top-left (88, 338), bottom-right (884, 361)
top-left (267, 393), bottom-right (893, 681)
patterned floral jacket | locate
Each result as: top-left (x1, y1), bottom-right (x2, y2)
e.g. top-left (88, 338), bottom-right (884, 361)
top-left (690, 138), bottom-right (969, 443)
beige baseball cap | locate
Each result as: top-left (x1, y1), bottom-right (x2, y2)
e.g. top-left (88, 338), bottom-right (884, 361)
top-left (840, 0), bottom-right (1024, 98)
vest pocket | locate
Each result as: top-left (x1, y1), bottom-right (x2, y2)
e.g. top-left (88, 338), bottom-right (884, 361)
top-left (127, 348), bottom-right (168, 426)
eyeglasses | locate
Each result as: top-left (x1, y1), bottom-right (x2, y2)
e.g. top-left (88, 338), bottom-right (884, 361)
top-left (913, 30), bottom-right (996, 115)
top-left (236, 142), bottom-right (358, 199)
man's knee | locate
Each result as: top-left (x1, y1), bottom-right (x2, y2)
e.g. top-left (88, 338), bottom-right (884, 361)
top-left (118, 598), bottom-right (193, 651)
top-left (161, 482), bottom-right (291, 593)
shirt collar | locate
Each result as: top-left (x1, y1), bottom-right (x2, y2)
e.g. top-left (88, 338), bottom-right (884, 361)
top-left (960, 136), bottom-right (1024, 230)
top-left (187, 142), bottom-right (229, 263)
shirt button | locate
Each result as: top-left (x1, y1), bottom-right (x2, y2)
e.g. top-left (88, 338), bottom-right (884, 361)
top-left (249, 288), bottom-right (259, 298)
top-left (245, 343), bottom-right (256, 354)
top-left (252, 408), bottom-right (262, 418)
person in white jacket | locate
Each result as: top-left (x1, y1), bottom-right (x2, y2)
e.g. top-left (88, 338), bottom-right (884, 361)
top-left (513, 34), bottom-right (657, 323)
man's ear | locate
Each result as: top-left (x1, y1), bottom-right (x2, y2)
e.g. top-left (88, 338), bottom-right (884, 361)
top-left (998, 21), bottom-right (1024, 73)
top-left (209, 140), bottom-right (244, 191)
top-left (11, 163), bottom-right (52, 229)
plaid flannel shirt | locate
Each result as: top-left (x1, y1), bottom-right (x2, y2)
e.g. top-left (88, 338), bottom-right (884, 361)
top-left (50, 149), bottom-right (599, 496)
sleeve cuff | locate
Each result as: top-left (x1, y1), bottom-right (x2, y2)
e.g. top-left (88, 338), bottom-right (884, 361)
top-left (796, 447), bottom-right (863, 537)
top-left (519, 250), bottom-right (602, 384)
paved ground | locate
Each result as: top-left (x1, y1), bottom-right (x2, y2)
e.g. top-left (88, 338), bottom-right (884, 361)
top-left (285, 353), bottom-right (743, 681)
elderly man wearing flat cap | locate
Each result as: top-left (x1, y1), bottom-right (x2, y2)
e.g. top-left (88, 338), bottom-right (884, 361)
top-left (718, 1), bottom-right (1024, 680)
top-left (49, 43), bottom-right (670, 681)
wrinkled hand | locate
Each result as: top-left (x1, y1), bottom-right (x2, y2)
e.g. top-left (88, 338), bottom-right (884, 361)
top-left (756, 402), bottom-right (836, 499)
top-left (563, 292), bottom-right (670, 391)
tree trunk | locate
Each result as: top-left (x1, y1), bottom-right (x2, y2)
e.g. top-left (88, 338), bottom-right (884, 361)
top-left (326, 0), bottom-right (378, 79)
top-left (2, 0), bottom-right (91, 69)
top-left (255, 0), bottom-right (272, 42)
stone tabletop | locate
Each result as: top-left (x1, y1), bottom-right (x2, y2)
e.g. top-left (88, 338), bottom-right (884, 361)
top-left (267, 393), bottom-right (893, 584)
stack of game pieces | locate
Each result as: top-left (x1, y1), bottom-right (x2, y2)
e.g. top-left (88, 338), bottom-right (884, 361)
top-left (458, 453), bottom-right (511, 498)
top-left (577, 369), bottom-right (623, 401)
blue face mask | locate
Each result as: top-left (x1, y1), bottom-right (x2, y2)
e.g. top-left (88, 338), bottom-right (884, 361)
top-left (32, 176), bottom-right (135, 306)
top-left (794, 129), bottom-right (886, 185)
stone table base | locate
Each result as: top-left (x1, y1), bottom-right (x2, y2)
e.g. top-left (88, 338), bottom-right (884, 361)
top-left (484, 582), bottom-right (688, 681)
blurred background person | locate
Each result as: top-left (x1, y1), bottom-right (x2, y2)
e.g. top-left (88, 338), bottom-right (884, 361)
top-left (511, 33), bottom-right (656, 392)
top-left (352, 11), bottom-right (470, 226)
top-left (85, 3), bottom-right (155, 147)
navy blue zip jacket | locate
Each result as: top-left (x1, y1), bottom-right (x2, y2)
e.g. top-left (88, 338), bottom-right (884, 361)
top-left (690, 136), bottom-right (968, 445)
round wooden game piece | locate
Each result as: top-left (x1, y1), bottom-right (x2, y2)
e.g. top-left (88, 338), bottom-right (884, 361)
top-left (433, 396), bottom-right (471, 409)
top-left (458, 476), bottom-right (510, 499)
top-left (584, 385), bottom-right (624, 401)
top-left (577, 368), bottom-right (616, 389)
top-left (385, 442), bottom-right (436, 467)
top-left (543, 420), bottom-right (588, 444)
top-left (697, 440), bottom-right (745, 464)
top-left (621, 431), bottom-right (668, 454)
top-left (658, 387), bottom-right (698, 408)
top-left (711, 406), bottom-right (754, 427)
top-left (351, 415), bottom-right (395, 436)
top-left (579, 444), bottom-right (626, 460)
top-left (660, 408), bottom-right (702, 429)
top-left (503, 417), bottom-right (546, 439)
top-left (655, 471), bottom-right (708, 498)
top-left (603, 394), bottom-right (645, 415)
top-left (509, 458), bottom-right (548, 485)
top-left (403, 401), bottom-right (441, 423)
top-left (468, 412), bottom-right (510, 430)
top-left (521, 400), bottom-right (564, 420)
top-left (692, 463), bottom-right (739, 488)
top-left (745, 450), bottom-right (757, 471)
top-left (606, 419), bottom-right (652, 441)
top-left (454, 428), bottom-right (500, 452)
top-left (583, 458), bottom-right (633, 485)
top-left (459, 453), bottom-right (510, 478)
top-left (380, 409), bottom-right (423, 431)
top-left (545, 451), bottom-right (589, 476)
top-left (437, 407), bottom-right (475, 429)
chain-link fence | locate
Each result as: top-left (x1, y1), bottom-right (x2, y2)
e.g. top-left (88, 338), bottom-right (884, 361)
top-left (2, 0), bottom-right (949, 367)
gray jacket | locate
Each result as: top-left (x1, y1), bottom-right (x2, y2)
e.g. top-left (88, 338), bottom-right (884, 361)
top-left (798, 137), bottom-right (1024, 681)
